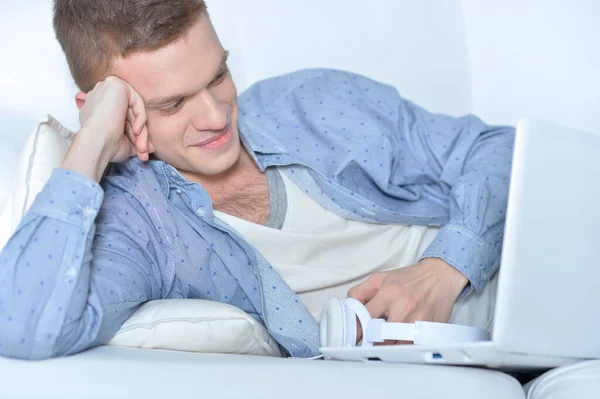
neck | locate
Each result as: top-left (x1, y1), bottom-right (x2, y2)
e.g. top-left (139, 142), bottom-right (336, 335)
top-left (180, 147), bottom-right (261, 203)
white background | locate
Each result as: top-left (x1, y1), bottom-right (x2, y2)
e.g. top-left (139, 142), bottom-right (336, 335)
top-left (0, 0), bottom-right (598, 195)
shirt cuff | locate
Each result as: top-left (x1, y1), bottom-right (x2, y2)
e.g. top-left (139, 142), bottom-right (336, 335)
top-left (419, 224), bottom-right (494, 297)
top-left (27, 168), bottom-right (105, 231)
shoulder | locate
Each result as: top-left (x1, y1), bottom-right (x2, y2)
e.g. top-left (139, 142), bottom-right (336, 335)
top-left (239, 68), bottom-right (396, 102)
top-left (237, 69), bottom-right (405, 146)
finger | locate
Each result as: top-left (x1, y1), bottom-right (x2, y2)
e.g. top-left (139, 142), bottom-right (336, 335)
top-left (127, 88), bottom-right (147, 135)
top-left (124, 121), bottom-right (138, 158)
top-left (364, 298), bottom-right (415, 347)
top-left (350, 291), bottom-right (391, 345)
top-left (386, 300), bottom-right (413, 322)
top-left (347, 273), bottom-right (386, 304)
top-left (375, 338), bottom-right (411, 346)
top-left (347, 283), bottom-right (378, 305)
top-left (125, 121), bottom-right (141, 156)
top-left (125, 120), bottom-right (136, 143)
top-left (136, 124), bottom-right (149, 159)
top-left (364, 290), bottom-right (393, 320)
top-left (383, 304), bottom-right (416, 346)
top-left (126, 115), bottom-right (147, 160)
top-left (138, 124), bottom-right (149, 153)
top-left (355, 314), bottom-right (364, 344)
top-left (127, 108), bottom-right (137, 133)
top-left (133, 109), bottom-right (147, 137)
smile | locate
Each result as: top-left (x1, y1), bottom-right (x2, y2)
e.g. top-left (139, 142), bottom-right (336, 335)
top-left (192, 123), bottom-right (232, 150)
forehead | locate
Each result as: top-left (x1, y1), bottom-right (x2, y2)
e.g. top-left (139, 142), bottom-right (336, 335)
top-left (111, 14), bottom-right (224, 102)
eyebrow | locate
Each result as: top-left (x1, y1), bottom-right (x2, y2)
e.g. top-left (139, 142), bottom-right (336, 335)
top-left (145, 50), bottom-right (230, 109)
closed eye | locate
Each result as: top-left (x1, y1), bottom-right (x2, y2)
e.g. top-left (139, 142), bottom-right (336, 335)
top-left (208, 65), bottom-right (229, 88)
top-left (159, 99), bottom-right (184, 116)
top-left (157, 62), bottom-right (228, 116)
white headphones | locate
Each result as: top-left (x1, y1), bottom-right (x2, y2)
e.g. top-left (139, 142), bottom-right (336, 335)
top-left (320, 297), bottom-right (490, 347)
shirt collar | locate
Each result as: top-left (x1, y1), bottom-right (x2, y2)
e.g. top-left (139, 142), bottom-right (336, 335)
top-left (147, 159), bottom-right (188, 197)
top-left (237, 112), bottom-right (289, 171)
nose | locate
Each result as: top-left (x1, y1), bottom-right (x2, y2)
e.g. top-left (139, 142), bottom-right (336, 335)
top-left (190, 90), bottom-right (228, 131)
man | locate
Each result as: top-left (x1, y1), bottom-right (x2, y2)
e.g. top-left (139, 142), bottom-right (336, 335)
top-left (0, 0), bottom-right (514, 359)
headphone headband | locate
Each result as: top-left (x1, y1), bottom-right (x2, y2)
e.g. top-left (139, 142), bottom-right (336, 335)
top-left (320, 297), bottom-right (490, 348)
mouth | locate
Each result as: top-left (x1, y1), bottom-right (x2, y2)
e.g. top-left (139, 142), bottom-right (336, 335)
top-left (192, 123), bottom-right (233, 150)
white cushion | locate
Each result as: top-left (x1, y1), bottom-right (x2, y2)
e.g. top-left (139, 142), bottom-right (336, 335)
top-left (0, 345), bottom-right (526, 399)
top-left (0, 114), bottom-right (73, 250)
top-left (0, 115), bottom-right (281, 357)
top-left (107, 299), bottom-right (281, 356)
top-left (525, 360), bottom-right (600, 399)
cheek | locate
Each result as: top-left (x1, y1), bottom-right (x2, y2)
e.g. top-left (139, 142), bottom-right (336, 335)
top-left (147, 114), bottom-right (189, 146)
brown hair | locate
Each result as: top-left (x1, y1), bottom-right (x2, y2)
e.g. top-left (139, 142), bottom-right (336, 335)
top-left (53, 0), bottom-right (208, 92)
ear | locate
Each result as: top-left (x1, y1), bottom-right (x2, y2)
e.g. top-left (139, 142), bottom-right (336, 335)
top-left (75, 92), bottom-right (87, 110)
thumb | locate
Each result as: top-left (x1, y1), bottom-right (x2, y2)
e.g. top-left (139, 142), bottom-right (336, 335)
top-left (347, 273), bottom-right (388, 345)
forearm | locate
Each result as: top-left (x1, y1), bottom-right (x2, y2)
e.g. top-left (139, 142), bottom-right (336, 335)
top-left (421, 125), bottom-right (516, 295)
top-left (0, 169), bottom-right (103, 359)
top-left (60, 127), bottom-right (113, 183)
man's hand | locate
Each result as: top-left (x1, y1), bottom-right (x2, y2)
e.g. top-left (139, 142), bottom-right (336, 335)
top-left (61, 76), bottom-right (154, 182)
top-left (347, 258), bottom-right (468, 344)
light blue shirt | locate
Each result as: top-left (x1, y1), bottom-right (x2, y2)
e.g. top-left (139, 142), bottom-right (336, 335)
top-left (0, 68), bottom-right (515, 360)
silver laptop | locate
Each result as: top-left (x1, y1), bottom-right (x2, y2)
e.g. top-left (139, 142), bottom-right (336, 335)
top-left (320, 118), bottom-right (600, 370)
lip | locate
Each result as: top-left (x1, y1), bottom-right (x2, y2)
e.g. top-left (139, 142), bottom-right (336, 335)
top-left (191, 123), bottom-right (232, 148)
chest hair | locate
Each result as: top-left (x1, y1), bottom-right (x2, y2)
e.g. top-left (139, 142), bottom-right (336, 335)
top-left (211, 166), bottom-right (270, 225)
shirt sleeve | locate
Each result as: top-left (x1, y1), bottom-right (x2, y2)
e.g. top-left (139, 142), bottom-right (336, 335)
top-left (394, 99), bottom-right (515, 296)
top-left (0, 168), bottom-right (155, 360)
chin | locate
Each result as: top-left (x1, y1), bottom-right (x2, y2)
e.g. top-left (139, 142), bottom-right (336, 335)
top-left (188, 138), bottom-right (242, 176)
top-left (154, 130), bottom-right (243, 177)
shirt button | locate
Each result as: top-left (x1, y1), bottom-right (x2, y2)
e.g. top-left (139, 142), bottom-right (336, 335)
top-left (65, 267), bottom-right (78, 279)
top-left (197, 207), bottom-right (206, 217)
top-left (176, 189), bottom-right (182, 194)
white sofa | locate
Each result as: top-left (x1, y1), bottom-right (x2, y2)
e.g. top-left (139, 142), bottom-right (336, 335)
top-left (1, 1), bottom-right (599, 398)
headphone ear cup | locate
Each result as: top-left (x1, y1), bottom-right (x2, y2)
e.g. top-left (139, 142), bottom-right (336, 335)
top-left (343, 304), bottom-right (357, 347)
top-left (320, 298), bottom-right (347, 348)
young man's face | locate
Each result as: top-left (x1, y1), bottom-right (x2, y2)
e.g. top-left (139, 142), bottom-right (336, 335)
top-left (111, 13), bottom-right (241, 176)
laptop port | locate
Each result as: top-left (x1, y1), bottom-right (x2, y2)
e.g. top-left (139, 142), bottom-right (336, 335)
top-left (431, 352), bottom-right (443, 360)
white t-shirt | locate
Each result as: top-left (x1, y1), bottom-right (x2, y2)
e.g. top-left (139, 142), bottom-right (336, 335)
top-left (214, 169), bottom-right (496, 329)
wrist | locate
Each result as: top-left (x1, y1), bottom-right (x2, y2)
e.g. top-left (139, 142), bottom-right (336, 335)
top-left (421, 257), bottom-right (469, 298)
top-left (60, 128), bottom-right (112, 183)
